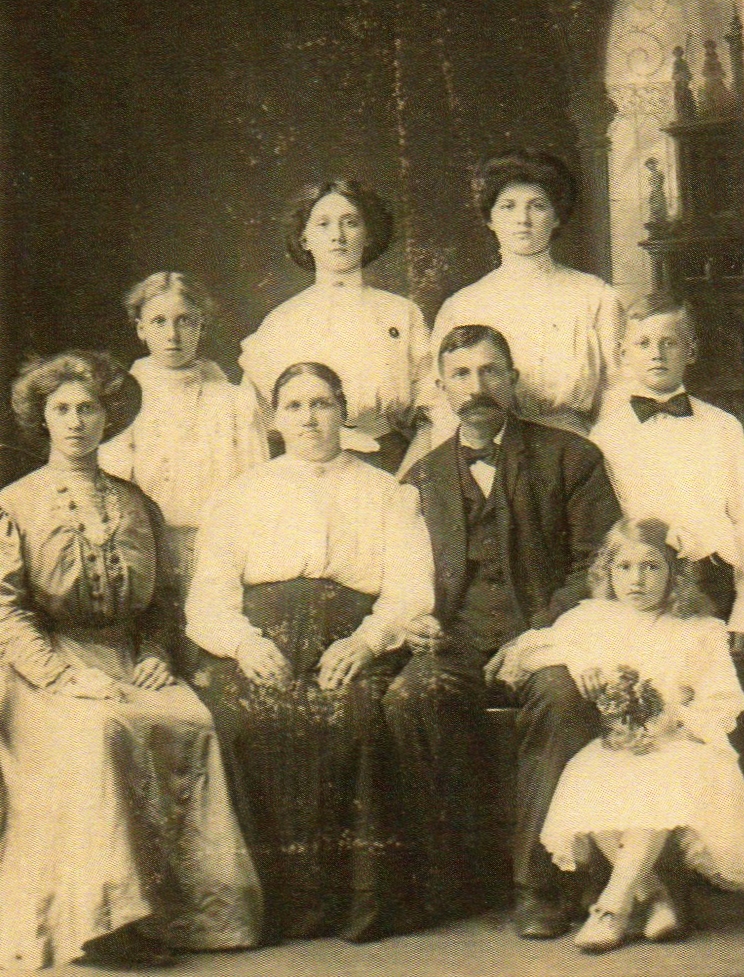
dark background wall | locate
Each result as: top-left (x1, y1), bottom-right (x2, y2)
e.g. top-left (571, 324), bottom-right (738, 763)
top-left (0, 0), bottom-right (613, 383)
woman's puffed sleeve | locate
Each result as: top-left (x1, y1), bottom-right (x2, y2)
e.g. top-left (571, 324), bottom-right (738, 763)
top-left (0, 509), bottom-right (70, 687)
top-left (596, 284), bottom-right (625, 389)
top-left (185, 489), bottom-right (265, 658)
top-left (234, 380), bottom-right (270, 468)
top-left (136, 497), bottom-right (179, 665)
top-left (354, 483), bottom-right (435, 654)
top-left (415, 298), bottom-right (456, 415)
top-left (98, 425), bottom-right (135, 481)
top-left (238, 315), bottom-right (279, 413)
top-left (678, 618), bottom-right (744, 749)
top-left (409, 302), bottom-right (432, 406)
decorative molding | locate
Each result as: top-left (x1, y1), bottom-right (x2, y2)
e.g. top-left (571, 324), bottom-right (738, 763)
top-left (608, 82), bottom-right (674, 118)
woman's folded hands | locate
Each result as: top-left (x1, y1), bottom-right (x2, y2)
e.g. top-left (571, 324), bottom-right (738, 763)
top-left (237, 636), bottom-right (293, 688)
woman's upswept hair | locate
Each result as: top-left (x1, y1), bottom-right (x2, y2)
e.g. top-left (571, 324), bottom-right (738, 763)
top-left (472, 148), bottom-right (577, 225)
top-left (271, 361), bottom-right (348, 421)
top-left (589, 517), bottom-right (713, 619)
top-left (123, 271), bottom-right (215, 328)
top-left (12, 350), bottom-right (141, 447)
top-left (285, 177), bottom-right (394, 271)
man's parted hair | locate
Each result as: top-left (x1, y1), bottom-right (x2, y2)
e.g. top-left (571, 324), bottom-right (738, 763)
top-left (438, 325), bottom-right (514, 371)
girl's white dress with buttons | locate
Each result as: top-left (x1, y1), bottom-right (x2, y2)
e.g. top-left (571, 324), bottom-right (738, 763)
top-left (99, 357), bottom-right (268, 596)
top-left (507, 600), bottom-right (744, 889)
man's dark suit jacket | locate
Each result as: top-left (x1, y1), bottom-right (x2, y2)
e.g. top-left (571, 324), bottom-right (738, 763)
top-left (404, 414), bottom-right (621, 635)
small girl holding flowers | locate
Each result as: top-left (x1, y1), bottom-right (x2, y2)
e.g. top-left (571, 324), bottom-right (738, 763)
top-left (499, 517), bottom-right (744, 952)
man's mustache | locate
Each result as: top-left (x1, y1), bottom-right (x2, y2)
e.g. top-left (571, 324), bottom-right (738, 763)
top-left (457, 394), bottom-right (507, 417)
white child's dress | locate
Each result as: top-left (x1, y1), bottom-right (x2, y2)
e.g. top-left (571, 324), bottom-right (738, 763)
top-left (100, 357), bottom-right (269, 596)
top-left (503, 599), bottom-right (744, 890)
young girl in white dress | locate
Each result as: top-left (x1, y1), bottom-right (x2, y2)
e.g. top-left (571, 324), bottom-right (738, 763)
top-left (500, 517), bottom-right (744, 952)
top-left (100, 273), bottom-right (268, 668)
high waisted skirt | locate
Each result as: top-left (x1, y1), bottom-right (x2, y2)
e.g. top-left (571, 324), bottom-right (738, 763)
top-left (193, 577), bottom-right (410, 943)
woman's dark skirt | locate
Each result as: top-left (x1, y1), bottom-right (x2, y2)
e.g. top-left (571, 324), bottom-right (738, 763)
top-left (193, 578), bottom-right (411, 943)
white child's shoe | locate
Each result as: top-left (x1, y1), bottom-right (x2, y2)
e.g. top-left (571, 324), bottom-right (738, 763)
top-left (643, 889), bottom-right (682, 941)
top-left (574, 904), bottom-right (631, 953)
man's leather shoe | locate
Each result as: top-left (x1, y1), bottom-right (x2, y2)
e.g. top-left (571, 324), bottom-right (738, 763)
top-left (514, 889), bottom-right (571, 939)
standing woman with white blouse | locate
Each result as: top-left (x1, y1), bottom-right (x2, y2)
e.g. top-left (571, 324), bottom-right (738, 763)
top-left (404, 149), bottom-right (624, 470)
top-left (186, 362), bottom-right (434, 944)
top-left (239, 178), bottom-right (431, 473)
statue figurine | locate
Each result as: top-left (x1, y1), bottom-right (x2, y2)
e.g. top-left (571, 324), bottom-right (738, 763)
top-left (724, 11), bottom-right (744, 109)
top-left (672, 45), bottom-right (697, 121)
top-left (698, 39), bottom-right (738, 117)
top-left (645, 158), bottom-right (669, 228)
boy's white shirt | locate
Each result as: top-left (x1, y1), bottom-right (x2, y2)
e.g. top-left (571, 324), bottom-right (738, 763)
top-left (592, 380), bottom-right (744, 631)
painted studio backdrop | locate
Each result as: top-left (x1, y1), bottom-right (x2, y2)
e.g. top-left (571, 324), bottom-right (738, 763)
top-left (0, 0), bottom-right (613, 370)
top-left (1, 0), bottom-right (742, 397)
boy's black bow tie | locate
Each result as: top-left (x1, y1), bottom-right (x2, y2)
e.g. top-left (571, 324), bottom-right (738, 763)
top-left (461, 443), bottom-right (501, 465)
top-left (630, 392), bottom-right (693, 423)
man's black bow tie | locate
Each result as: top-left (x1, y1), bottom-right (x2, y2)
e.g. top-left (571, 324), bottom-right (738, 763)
top-left (461, 443), bottom-right (501, 466)
top-left (630, 392), bottom-right (693, 423)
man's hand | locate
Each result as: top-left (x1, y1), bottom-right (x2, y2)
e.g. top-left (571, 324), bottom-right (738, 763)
top-left (404, 614), bottom-right (448, 655)
top-left (484, 647), bottom-right (507, 687)
top-left (133, 656), bottom-right (176, 691)
top-left (317, 637), bottom-right (375, 691)
top-left (236, 636), bottom-right (292, 689)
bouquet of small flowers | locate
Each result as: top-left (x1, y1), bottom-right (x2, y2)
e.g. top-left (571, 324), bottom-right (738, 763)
top-left (592, 666), bottom-right (666, 753)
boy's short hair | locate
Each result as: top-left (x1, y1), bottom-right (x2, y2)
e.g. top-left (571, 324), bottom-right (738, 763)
top-left (624, 292), bottom-right (696, 345)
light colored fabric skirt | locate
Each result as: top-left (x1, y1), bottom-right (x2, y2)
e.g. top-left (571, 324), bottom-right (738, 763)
top-left (541, 735), bottom-right (744, 891)
top-left (0, 650), bottom-right (262, 969)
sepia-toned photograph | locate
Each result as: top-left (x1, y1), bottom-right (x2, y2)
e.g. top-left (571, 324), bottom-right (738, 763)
top-left (1, 0), bottom-right (744, 974)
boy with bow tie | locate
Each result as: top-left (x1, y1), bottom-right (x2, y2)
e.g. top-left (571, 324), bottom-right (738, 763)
top-left (591, 293), bottom-right (744, 636)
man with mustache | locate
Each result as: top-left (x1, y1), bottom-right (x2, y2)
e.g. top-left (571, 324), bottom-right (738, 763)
top-left (385, 325), bottom-right (620, 935)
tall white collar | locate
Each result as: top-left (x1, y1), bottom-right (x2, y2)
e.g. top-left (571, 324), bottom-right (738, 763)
top-left (274, 450), bottom-right (353, 478)
top-left (497, 250), bottom-right (556, 277)
top-left (628, 384), bottom-right (687, 403)
top-left (313, 269), bottom-right (364, 291)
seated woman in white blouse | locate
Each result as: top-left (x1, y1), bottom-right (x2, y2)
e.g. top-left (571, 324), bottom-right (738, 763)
top-left (186, 362), bottom-right (434, 944)
top-left (403, 149), bottom-right (624, 471)
top-left (239, 178), bottom-right (431, 473)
